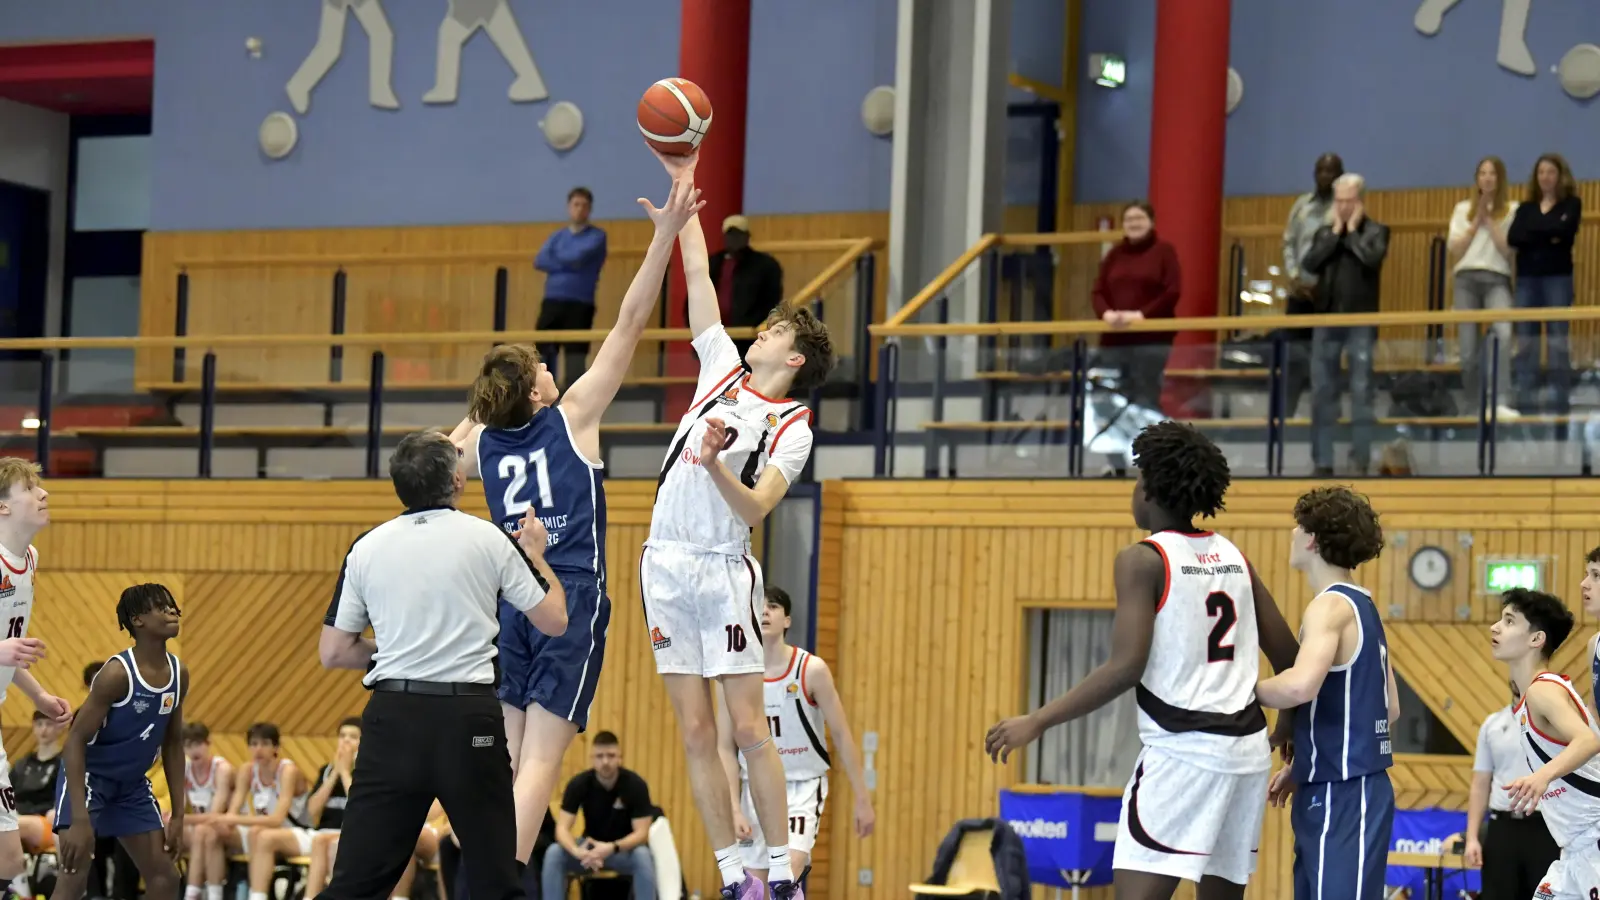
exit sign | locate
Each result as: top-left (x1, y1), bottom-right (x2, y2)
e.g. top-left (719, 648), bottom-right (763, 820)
top-left (1484, 560), bottom-right (1545, 592)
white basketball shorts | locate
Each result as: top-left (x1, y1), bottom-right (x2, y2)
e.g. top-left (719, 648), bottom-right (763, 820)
top-left (0, 744), bottom-right (16, 832)
top-left (640, 543), bottom-right (765, 678)
top-left (1112, 745), bottom-right (1268, 885)
top-left (737, 775), bottom-right (829, 869)
top-left (1536, 845), bottom-right (1600, 900)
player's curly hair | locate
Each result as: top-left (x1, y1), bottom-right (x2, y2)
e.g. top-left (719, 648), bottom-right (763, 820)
top-left (765, 305), bottom-right (835, 393)
top-left (467, 344), bottom-right (541, 430)
top-left (116, 582), bottom-right (180, 634)
top-left (1293, 486), bottom-right (1384, 570)
top-left (1131, 421), bottom-right (1230, 520)
top-left (1501, 588), bottom-right (1573, 659)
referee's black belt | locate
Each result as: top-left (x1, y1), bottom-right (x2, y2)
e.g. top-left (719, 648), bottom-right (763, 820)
top-left (371, 679), bottom-right (495, 696)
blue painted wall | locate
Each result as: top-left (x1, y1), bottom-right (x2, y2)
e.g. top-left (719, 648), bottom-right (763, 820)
top-left (1075, 0), bottom-right (1600, 203)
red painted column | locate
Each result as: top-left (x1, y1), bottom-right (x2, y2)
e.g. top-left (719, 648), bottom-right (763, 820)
top-left (1149, 0), bottom-right (1229, 418)
top-left (669, 0), bottom-right (751, 404)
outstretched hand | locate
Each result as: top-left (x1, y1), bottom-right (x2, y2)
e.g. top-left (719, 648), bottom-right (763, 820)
top-left (639, 177), bottom-right (705, 238)
top-left (652, 147), bottom-right (699, 178)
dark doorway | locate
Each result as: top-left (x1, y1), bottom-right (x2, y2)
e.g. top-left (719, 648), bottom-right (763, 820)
top-left (0, 179), bottom-right (51, 377)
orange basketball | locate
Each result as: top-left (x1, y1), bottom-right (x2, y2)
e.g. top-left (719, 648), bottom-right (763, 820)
top-left (637, 78), bottom-right (713, 156)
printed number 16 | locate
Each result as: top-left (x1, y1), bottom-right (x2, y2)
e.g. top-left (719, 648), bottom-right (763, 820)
top-left (5, 618), bottom-right (22, 639)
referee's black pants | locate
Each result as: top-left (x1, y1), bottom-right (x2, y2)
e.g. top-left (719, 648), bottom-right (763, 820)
top-left (1480, 810), bottom-right (1560, 900)
top-left (317, 686), bottom-right (521, 900)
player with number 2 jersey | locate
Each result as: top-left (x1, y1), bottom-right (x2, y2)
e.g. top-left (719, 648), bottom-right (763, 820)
top-left (449, 171), bottom-right (704, 868)
top-left (985, 423), bottom-right (1301, 898)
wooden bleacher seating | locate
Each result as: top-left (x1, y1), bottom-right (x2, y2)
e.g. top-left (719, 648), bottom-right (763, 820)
top-left (142, 376), bottom-right (699, 395)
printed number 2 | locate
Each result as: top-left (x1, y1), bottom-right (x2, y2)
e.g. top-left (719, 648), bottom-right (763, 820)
top-left (1205, 591), bottom-right (1238, 662)
top-left (4, 617), bottom-right (21, 639)
top-left (138, 723), bottom-right (154, 742)
top-left (498, 450), bottom-right (554, 516)
top-left (725, 624), bottom-right (748, 653)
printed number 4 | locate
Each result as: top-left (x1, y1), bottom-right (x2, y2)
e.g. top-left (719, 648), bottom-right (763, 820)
top-left (498, 450), bottom-right (554, 516)
top-left (138, 723), bottom-right (154, 741)
top-left (4, 617), bottom-right (21, 639)
top-left (1205, 591), bottom-right (1238, 662)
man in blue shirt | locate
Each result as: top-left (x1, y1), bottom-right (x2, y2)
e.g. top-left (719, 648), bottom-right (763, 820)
top-left (536, 186), bottom-right (609, 386)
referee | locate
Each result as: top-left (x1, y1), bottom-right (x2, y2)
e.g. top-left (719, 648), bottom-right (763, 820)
top-left (318, 430), bottom-right (568, 900)
top-left (1465, 680), bottom-right (1559, 899)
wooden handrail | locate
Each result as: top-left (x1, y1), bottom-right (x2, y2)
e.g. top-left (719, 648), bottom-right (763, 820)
top-left (789, 236), bottom-right (876, 307)
top-left (0, 326), bottom-right (757, 352)
top-left (173, 238), bottom-right (875, 270)
top-left (872, 305), bottom-right (1600, 338)
top-left (884, 233), bottom-right (1002, 328)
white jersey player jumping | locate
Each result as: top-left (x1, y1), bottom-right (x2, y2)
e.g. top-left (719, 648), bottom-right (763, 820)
top-left (985, 423), bottom-right (1300, 900)
top-left (642, 150), bottom-right (835, 900)
top-left (0, 459), bottom-right (72, 891)
top-left (712, 586), bottom-right (875, 886)
top-left (1490, 587), bottom-right (1600, 900)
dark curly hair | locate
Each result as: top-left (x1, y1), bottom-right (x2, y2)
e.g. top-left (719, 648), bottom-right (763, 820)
top-left (1586, 545), bottom-right (1600, 565)
top-left (1294, 486), bottom-right (1384, 570)
top-left (1501, 588), bottom-right (1573, 659)
top-left (117, 583), bottom-right (180, 634)
top-left (1131, 422), bottom-right (1230, 520)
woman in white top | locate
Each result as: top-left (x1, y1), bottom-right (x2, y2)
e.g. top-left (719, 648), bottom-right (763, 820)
top-left (1448, 156), bottom-right (1518, 416)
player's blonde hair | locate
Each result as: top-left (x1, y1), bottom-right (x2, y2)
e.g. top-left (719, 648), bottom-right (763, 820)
top-left (0, 458), bottom-right (41, 501)
top-left (467, 344), bottom-right (541, 430)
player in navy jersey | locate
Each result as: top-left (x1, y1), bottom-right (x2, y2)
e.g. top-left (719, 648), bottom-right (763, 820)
top-left (52, 583), bottom-right (188, 900)
top-left (1255, 486), bottom-right (1396, 900)
top-left (1579, 546), bottom-right (1600, 722)
top-left (448, 170), bottom-right (703, 871)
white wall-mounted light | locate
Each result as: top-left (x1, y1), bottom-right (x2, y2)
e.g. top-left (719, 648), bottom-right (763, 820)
top-left (259, 111), bottom-right (299, 160)
top-left (1088, 53), bottom-right (1125, 88)
top-left (861, 85), bottom-right (895, 136)
top-left (19, 417), bottom-right (39, 430)
top-left (540, 101), bottom-right (585, 151)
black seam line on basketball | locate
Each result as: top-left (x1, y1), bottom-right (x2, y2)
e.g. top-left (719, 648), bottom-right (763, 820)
top-left (654, 393), bottom-right (724, 500)
top-left (1135, 683), bottom-right (1267, 737)
top-left (1524, 733), bottom-right (1600, 797)
top-left (794, 696), bottom-right (832, 766)
top-left (642, 97), bottom-right (691, 130)
top-left (1127, 763), bottom-right (1205, 856)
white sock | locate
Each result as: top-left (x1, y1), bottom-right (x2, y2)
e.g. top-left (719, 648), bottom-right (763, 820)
top-left (205, 885), bottom-right (224, 900)
top-left (249, 891), bottom-right (269, 900)
top-left (714, 845), bottom-right (744, 888)
top-left (185, 887), bottom-right (202, 900)
top-left (10, 874), bottom-right (30, 898)
top-left (767, 847), bottom-right (794, 884)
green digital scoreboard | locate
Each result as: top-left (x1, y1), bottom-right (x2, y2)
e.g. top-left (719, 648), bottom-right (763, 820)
top-left (1483, 559), bottom-right (1545, 592)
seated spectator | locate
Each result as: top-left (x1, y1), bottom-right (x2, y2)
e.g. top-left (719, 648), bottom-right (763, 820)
top-left (209, 721), bottom-right (311, 900)
top-left (1448, 156), bottom-right (1517, 417)
top-left (542, 732), bottom-right (656, 900)
top-left (1303, 173), bottom-right (1389, 476)
top-left (1090, 200), bottom-right (1181, 415)
top-left (301, 718), bottom-right (360, 898)
top-left (1507, 152), bottom-right (1582, 416)
top-left (182, 722), bottom-right (236, 900)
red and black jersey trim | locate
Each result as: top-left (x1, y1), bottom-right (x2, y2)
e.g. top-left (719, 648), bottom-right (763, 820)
top-left (1525, 734), bottom-right (1600, 797)
top-left (1127, 762), bottom-right (1204, 856)
top-left (1135, 684), bottom-right (1267, 737)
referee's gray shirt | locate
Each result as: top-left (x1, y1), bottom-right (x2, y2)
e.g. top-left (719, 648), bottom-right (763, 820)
top-left (324, 506), bottom-right (548, 686)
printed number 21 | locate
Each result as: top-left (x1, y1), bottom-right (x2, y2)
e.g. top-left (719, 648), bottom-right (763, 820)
top-left (498, 450), bottom-right (554, 516)
top-left (4, 618), bottom-right (21, 639)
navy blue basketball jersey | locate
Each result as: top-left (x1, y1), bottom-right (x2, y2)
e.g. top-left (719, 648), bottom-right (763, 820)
top-left (1292, 584), bottom-right (1392, 785)
top-left (477, 406), bottom-right (606, 577)
top-left (86, 650), bottom-right (182, 782)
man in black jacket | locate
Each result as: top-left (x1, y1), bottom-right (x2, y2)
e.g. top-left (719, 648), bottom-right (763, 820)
top-left (707, 216), bottom-right (783, 357)
top-left (1302, 173), bottom-right (1389, 477)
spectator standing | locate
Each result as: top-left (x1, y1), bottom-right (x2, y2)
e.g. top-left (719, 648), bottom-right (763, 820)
top-left (1303, 173), bottom-right (1390, 477)
top-left (1089, 201), bottom-right (1181, 414)
top-left (1507, 153), bottom-right (1582, 417)
top-left (1282, 153), bottom-right (1346, 415)
top-left (1464, 681), bottom-right (1558, 899)
top-left (1448, 156), bottom-right (1518, 417)
top-left (535, 187), bottom-right (608, 386)
top-left (541, 732), bottom-right (656, 900)
top-left (708, 216), bottom-right (783, 358)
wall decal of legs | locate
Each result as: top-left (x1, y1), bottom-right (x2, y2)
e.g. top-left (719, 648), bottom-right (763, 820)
top-left (424, 0), bottom-right (547, 105)
top-left (1413, 0), bottom-right (1463, 34)
top-left (287, 0), bottom-right (399, 115)
top-left (1496, 0), bottom-right (1536, 75)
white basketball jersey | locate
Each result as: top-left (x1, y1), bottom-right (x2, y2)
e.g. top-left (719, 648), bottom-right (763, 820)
top-left (739, 648), bottom-right (831, 782)
top-left (186, 756), bottom-right (225, 813)
top-left (1134, 531), bottom-right (1269, 774)
top-left (1517, 673), bottom-right (1600, 848)
top-left (250, 759), bottom-right (310, 827)
top-left (0, 544), bottom-right (38, 703)
top-left (651, 325), bottom-right (813, 552)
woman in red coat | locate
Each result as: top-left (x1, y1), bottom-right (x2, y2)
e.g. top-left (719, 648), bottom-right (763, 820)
top-left (1090, 200), bottom-right (1182, 413)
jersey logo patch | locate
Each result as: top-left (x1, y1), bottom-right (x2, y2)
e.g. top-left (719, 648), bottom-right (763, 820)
top-left (765, 413), bottom-right (779, 428)
top-left (717, 385), bottom-right (741, 406)
top-left (786, 683), bottom-right (798, 694)
top-left (0, 574), bottom-right (13, 600)
top-left (160, 693), bottom-right (176, 715)
top-left (132, 698), bottom-right (150, 714)
top-left (651, 627), bottom-right (672, 651)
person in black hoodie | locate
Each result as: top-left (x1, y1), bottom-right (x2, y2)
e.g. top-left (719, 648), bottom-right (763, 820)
top-left (1507, 153), bottom-right (1582, 416)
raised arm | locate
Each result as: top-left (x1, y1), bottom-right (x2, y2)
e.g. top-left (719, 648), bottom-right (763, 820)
top-left (449, 419), bottom-right (483, 479)
top-left (561, 177), bottom-right (704, 440)
top-left (1255, 592), bottom-right (1346, 709)
top-left (1347, 222), bottom-right (1390, 269)
top-left (659, 153), bottom-right (723, 339)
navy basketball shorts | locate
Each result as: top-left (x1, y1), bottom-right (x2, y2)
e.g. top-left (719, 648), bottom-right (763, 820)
top-left (1291, 770), bottom-right (1395, 900)
top-left (496, 570), bottom-right (609, 732)
top-left (53, 768), bottom-right (165, 839)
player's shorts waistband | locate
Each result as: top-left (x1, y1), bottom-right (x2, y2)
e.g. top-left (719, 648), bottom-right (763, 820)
top-left (644, 539), bottom-right (751, 557)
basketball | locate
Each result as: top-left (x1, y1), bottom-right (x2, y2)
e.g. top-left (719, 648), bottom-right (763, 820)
top-left (637, 78), bottom-right (713, 156)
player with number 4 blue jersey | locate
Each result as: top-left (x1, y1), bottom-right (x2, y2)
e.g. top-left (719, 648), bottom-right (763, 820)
top-left (53, 583), bottom-right (188, 900)
top-left (1256, 487), bottom-right (1397, 900)
top-left (449, 171), bottom-right (704, 867)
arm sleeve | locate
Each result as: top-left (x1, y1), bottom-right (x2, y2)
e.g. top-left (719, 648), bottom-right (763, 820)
top-left (534, 233), bottom-right (559, 272)
top-left (328, 543), bottom-right (369, 633)
top-left (496, 531), bottom-right (550, 613)
top-left (1347, 223), bottom-right (1390, 269)
top-left (1299, 227), bottom-right (1339, 276)
top-left (1282, 196), bottom-right (1307, 279)
top-left (624, 774), bottom-right (653, 817)
top-left (767, 411), bottom-right (814, 487)
top-left (688, 324), bottom-right (746, 404)
top-left (1139, 244), bottom-right (1182, 318)
top-left (1507, 204), bottom-right (1532, 246)
top-left (560, 775), bottom-right (585, 814)
top-left (1473, 719), bottom-right (1493, 773)
top-left (1090, 247), bottom-right (1117, 316)
top-left (1556, 196), bottom-right (1583, 244)
top-left (1447, 201), bottom-right (1472, 245)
